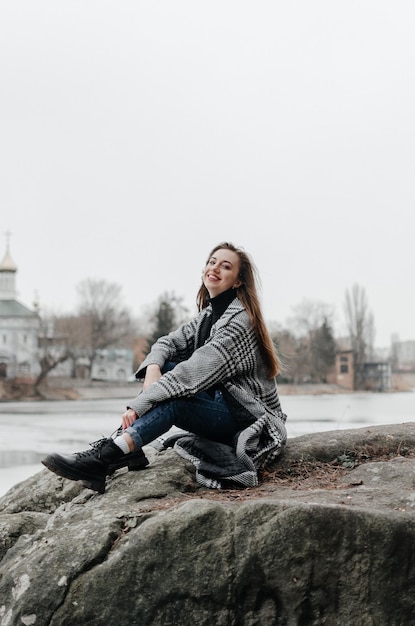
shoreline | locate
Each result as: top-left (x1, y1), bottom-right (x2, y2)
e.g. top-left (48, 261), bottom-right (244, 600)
top-left (23, 383), bottom-right (415, 402)
top-left (1, 373), bottom-right (414, 403)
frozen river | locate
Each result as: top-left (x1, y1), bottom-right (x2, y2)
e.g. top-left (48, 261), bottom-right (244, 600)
top-left (1, 390), bottom-right (414, 497)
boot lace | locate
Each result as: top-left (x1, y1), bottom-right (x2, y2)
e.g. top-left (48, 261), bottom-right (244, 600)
top-left (74, 437), bottom-right (108, 459)
top-left (73, 427), bottom-right (122, 460)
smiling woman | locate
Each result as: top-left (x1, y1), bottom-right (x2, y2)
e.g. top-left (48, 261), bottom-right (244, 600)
top-left (42, 242), bottom-right (287, 493)
top-left (202, 248), bottom-right (242, 297)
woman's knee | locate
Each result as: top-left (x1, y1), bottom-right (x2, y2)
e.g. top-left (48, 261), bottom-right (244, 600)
top-left (126, 399), bottom-right (178, 446)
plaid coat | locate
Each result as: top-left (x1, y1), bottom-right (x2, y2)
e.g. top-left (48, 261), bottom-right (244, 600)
top-left (128, 298), bottom-right (287, 448)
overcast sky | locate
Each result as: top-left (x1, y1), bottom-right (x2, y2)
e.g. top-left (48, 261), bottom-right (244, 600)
top-left (1, 1), bottom-right (414, 347)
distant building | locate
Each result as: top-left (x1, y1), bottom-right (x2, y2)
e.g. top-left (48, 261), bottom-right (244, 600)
top-left (327, 347), bottom-right (392, 391)
top-left (91, 348), bottom-right (134, 382)
top-left (0, 238), bottom-right (41, 381)
top-left (327, 350), bottom-right (354, 390)
top-left (391, 338), bottom-right (415, 372)
top-left (363, 361), bottom-right (392, 391)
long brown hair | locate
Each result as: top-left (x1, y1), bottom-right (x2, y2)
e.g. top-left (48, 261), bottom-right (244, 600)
top-left (196, 242), bottom-right (280, 378)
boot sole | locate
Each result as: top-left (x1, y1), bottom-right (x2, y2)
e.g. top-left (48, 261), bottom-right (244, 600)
top-left (41, 456), bottom-right (106, 494)
top-left (83, 460), bottom-right (149, 490)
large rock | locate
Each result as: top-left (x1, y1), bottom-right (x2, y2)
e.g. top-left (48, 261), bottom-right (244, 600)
top-left (1, 423), bottom-right (415, 625)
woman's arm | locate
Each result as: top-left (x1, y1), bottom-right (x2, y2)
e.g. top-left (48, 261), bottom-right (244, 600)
top-left (128, 308), bottom-right (255, 417)
top-left (143, 364), bottom-right (162, 390)
top-left (135, 314), bottom-right (201, 377)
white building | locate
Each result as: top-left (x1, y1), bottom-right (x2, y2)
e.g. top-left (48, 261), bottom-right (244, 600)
top-left (0, 240), bottom-right (41, 381)
top-left (91, 348), bottom-right (134, 382)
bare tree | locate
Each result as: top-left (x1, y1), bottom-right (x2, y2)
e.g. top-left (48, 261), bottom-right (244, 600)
top-left (31, 280), bottom-right (137, 391)
top-left (344, 284), bottom-right (375, 389)
top-left (270, 326), bottom-right (297, 383)
top-left (34, 315), bottom-right (73, 393)
top-left (76, 278), bottom-right (136, 373)
top-left (53, 314), bottom-right (92, 378)
top-left (287, 299), bottom-right (335, 338)
top-left (286, 299), bottom-right (336, 383)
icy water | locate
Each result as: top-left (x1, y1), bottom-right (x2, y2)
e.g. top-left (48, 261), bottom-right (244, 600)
top-left (1, 391), bottom-right (414, 497)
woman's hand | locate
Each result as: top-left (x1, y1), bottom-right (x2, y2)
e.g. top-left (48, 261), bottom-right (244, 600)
top-left (122, 408), bottom-right (138, 430)
top-left (143, 364), bottom-right (162, 391)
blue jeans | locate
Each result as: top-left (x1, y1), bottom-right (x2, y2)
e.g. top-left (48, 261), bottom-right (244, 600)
top-left (125, 387), bottom-right (240, 450)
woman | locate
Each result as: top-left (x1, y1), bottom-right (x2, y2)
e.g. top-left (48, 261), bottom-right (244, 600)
top-left (42, 242), bottom-right (287, 493)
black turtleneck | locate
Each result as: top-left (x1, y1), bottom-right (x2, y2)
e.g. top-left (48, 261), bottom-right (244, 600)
top-left (197, 288), bottom-right (236, 349)
top-left (197, 287), bottom-right (255, 429)
top-left (210, 287), bottom-right (237, 325)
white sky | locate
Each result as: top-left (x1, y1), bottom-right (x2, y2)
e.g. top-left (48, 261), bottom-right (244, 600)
top-left (1, 1), bottom-right (414, 347)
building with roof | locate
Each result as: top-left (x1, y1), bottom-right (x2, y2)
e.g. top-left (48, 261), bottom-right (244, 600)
top-left (0, 238), bottom-right (41, 381)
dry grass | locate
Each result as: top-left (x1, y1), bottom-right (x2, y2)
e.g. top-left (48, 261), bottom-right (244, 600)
top-left (260, 460), bottom-right (348, 490)
top-left (260, 441), bottom-right (415, 490)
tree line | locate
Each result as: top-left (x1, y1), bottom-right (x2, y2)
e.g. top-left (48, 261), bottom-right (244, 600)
top-left (271, 285), bottom-right (375, 387)
top-left (36, 279), bottom-right (375, 392)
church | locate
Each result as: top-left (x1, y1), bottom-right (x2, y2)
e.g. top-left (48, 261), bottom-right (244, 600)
top-left (0, 238), bottom-right (41, 381)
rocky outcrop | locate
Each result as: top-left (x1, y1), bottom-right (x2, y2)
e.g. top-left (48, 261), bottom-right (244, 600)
top-left (1, 423), bottom-right (415, 625)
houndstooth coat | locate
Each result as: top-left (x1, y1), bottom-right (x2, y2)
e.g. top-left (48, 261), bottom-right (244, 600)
top-left (127, 298), bottom-right (287, 447)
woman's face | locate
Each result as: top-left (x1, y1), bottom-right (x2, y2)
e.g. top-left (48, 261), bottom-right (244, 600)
top-left (203, 248), bottom-right (242, 298)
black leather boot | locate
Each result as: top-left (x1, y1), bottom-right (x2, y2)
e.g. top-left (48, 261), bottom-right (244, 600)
top-left (41, 438), bottom-right (147, 494)
top-left (102, 428), bottom-right (149, 476)
top-left (107, 446), bottom-right (149, 476)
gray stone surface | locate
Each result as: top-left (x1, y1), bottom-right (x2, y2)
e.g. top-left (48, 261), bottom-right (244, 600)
top-left (1, 422), bottom-right (415, 625)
